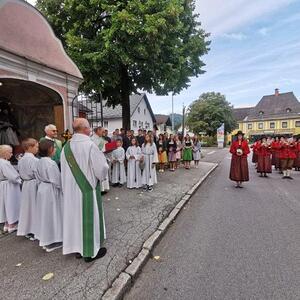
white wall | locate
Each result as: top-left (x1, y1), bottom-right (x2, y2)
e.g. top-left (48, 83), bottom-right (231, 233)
top-left (131, 98), bottom-right (154, 133)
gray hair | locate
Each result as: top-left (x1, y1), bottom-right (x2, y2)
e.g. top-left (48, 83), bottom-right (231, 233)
top-left (44, 124), bottom-right (57, 133)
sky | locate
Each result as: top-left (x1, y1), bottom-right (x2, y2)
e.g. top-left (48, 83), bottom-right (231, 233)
top-left (27, 0), bottom-right (300, 114)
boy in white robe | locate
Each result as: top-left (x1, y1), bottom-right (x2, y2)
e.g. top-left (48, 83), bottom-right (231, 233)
top-left (141, 134), bottom-right (159, 192)
top-left (126, 138), bottom-right (142, 189)
top-left (0, 145), bottom-right (21, 233)
top-left (35, 140), bottom-right (63, 252)
top-left (111, 139), bottom-right (126, 187)
top-left (17, 138), bottom-right (39, 240)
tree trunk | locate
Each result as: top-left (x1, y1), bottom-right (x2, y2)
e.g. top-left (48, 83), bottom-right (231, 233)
top-left (121, 66), bottom-right (131, 131)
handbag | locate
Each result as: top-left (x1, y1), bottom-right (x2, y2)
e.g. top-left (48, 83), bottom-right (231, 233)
top-left (139, 160), bottom-right (145, 170)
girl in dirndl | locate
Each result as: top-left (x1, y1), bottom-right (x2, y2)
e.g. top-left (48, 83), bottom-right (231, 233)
top-left (167, 134), bottom-right (177, 172)
top-left (183, 135), bottom-right (193, 169)
top-left (175, 135), bottom-right (182, 169)
top-left (156, 134), bottom-right (168, 173)
top-left (192, 136), bottom-right (201, 168)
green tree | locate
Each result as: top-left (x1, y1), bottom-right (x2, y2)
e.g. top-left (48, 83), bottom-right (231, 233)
top-left (186, 92), bottom-right (237, 136)
top-left (36, 0), bottom-right (210, 129)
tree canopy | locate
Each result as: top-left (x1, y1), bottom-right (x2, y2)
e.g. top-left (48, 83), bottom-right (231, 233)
top-left (36, 0), bottom-right (210, 129)
top-left (186, 92), bottom-right (237, 136)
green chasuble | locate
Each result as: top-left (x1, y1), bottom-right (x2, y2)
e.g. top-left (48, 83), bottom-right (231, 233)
top-left (64, 142), bottom-right (105, 257)
top-left (40, 137), bottom-right (62, 165)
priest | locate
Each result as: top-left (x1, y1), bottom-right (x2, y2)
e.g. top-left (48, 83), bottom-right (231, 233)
top-left (61, 118), bottom-right (109, 262)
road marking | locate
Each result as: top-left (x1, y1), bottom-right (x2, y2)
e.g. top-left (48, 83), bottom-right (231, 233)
top-left (207, 151), bottom-right (216, 155)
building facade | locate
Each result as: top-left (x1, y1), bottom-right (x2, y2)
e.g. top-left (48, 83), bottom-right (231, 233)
top-left (232, 89), bottom-right (300, 140)
top-left (155, 114), bottom-right (173, 135)
top-left (87, 94), bottom-right (156, 134)
top-left (0, 0), bottom-right (83, 140)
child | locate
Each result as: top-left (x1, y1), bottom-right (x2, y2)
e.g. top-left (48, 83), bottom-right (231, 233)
top-left (192, 136), bottom-right (202, 168)
top-left (175, 135), bottom-right (182, 169)
top-left (183, 135), bottom-right (193, 169)
top-left (141, 134), bottom-right (159, 192)
top-left (167, 134), bottom-right (177, 171)
top-left (0, 145), bottom-right (21, 233)
top-left (111, 139), bottom-right (126, 187)
top-left (126, 138), bottom-right (142, 189)
top-left (35, 140), bottom-right (63, 252)
top-left (156, 134), bottom-right (168, 173)
top-left (17, 138), bottom-right (39, 240)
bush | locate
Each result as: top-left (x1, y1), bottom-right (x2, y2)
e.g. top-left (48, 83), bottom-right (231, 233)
top-left (200, 135), bottom-right (217, 147)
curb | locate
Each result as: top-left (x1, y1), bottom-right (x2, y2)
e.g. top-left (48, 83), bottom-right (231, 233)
top-left (101, 163), bottom-right (218, 300)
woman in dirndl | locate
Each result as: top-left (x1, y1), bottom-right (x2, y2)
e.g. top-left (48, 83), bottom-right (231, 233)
top-left (167, 134), bottom-right (177, 171)
top-left (229, 131), bottom-right (250, 188)
top-left (182, 135), bottom-right (193, 169)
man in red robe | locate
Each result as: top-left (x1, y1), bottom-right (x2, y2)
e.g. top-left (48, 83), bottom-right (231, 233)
top-left (229, 131), bottom-right (250, 188)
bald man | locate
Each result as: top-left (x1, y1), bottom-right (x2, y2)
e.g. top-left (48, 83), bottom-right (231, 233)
top-left (40, 124), bottom-right (62, 166)
top-left (60, 118), bottom-right (109, 262)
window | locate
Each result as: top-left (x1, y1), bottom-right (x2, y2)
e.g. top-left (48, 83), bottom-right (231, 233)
top-left (138, 107), bottom-right (140, 113)
top-left (258, 122), bottom-right (263, 129)
top-left (270, 122), bottom-right (275, 129)
top-left (145, 122), bottom-right (150, 129)
top-left (144, 109), bottom-right (146, 115)
top-left (282, 121), bottom-right (288, 129)
top-left (259, 111), bottom-right (264, 116)
top-left (104, 121), bottom-right (108, 128)
top-left (286, 108), bottom-right (291, 113)
top-left (295, 121), bottom-right (300, 127)
top-left (138, 121), bottom-right (143, 128)
top-left (132, 120), bottom-right (137, 127)
top-left (247, 123), bottom-right (252, 130)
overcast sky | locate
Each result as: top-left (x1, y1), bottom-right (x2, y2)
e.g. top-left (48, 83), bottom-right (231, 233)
top-left (27, 0), bottom-right (300, 114)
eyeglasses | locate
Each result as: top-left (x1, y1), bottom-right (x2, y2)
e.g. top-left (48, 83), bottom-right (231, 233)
top-left (52, 130), bottom-right (58, 132)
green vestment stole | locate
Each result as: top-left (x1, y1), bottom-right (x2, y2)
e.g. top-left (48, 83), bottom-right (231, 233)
top-left (64, 142), bottom-right (105, 257)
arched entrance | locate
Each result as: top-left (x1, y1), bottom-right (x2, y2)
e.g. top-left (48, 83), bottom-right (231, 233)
top-left (0, 78), bottom-right (64, 142)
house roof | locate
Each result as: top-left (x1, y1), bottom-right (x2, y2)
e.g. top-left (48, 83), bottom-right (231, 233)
top-left (99, 94), bottom-right (156, 123)
top-left (234, 91), bottom-right (300, 121)
top-left (155, 114), bottom-right (172, 126)
top-left (233, 107), bottom-right (254, 121)
top-left (247, 92), bottom-right (300, 120)
top-left (0, 0), bottom-right (83, 79)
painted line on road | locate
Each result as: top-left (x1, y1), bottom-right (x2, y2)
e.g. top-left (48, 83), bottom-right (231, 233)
top-left (102, 163), bottom-right (219, 300)
top-left (207, 151), bottom-right (216, 155)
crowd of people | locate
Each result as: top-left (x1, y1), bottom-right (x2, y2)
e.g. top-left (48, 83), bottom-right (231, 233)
top-left (0, 119), bottom-right (203, 262)
top-left (229, 130), bottom-right (300, 188)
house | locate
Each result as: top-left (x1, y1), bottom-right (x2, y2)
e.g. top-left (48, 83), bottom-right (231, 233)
top-left (87, 94), bottom-right (156, 134)
top-left (232, 89), bottom-right (300, 140)
top-left (0, 0), bottom-right (82, 140)
top-left (155, 114), bottom-right (173, 134)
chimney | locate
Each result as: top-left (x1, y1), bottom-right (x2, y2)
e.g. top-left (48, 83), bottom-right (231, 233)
top-left (275, 88), bottom-right (279, 96)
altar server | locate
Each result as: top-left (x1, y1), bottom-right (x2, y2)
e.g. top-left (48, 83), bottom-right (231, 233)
top-left (141, 134), bottom-right (159, 192)
top-left (126, 138), bottom-right (142, 189)
top-left (111, 139), bottom-right (126, 187)
top-left (35, 140), bottom-right (63, 252)
top-left (0, 145), bottom-right (21, 233)
top-left (17, 138), bottom-right (39, 239)
top-left (61, 118), bottom-right (109, 262)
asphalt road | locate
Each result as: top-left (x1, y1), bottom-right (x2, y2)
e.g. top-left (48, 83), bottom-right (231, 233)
top-left (125, 148), bottom-right (300, 300)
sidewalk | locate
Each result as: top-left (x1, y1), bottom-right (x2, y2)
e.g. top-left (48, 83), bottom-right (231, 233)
top-left (0, 161), bottom-right (217, 299)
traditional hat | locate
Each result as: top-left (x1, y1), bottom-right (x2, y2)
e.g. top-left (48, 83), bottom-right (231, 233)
top-left (235, 130), bottom-right (245, 136)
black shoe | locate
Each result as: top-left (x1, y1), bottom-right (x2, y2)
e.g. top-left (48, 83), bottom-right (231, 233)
top-left (112, 183), bottom-right (118, 187)
top-left (75, 253), bottom-right (82, 259)
top-left (264, 174), bottom-right (268, 178)
top-left (84, 248), bottom-right (107, 263)
top-left (287, 176), bottom-right (293, 180)
top-left (101, 191), bottom-right (107, 196)
top-left (118, 183), bottom-right (123, 187)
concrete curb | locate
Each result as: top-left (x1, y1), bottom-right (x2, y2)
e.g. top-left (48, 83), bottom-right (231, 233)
top-left (101, 163), bottom-right (218, 300)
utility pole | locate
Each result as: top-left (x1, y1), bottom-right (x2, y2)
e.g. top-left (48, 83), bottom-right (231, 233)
top-left (171, 93), bottom-right (174, 132)
top-left (182, 104), bottom-right (186, 137)
top-left (98, 91), bottom-right (104, 127)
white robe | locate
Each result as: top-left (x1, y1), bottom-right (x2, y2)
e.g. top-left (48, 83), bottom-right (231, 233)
top-left (91, 134), bottom-right (110, 192)
top-left (61, 133), bottom-right (109, 257)
top-left (17, 153), bottom-right (39, 236)
top-left (0, 158), bottom-right (21, 224)
top-left (35, 157), bottom-right (63, 247)
top-left (141, 143), bottom-right (159, 186)
top-left (111, 147), bottom-right (126, 184)
top-left (126, 146), bottom-right (142, 188)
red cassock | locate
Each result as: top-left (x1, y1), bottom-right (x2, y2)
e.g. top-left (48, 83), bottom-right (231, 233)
top-left (256, 143), bottom-right (272, 173)
top-left (279, 142), bottom-right (297, 160)
top-left (229, 140), bottom-right (250, 182)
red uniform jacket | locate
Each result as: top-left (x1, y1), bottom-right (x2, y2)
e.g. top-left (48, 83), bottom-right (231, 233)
top-left (230, 140), bottom-right (250, 157)
top-left (271, 141), bottom-right (281, 153)
top-left (256, 143), bottom-right (272, 157)
top-left (279, 142), bottom-right (297, 159)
